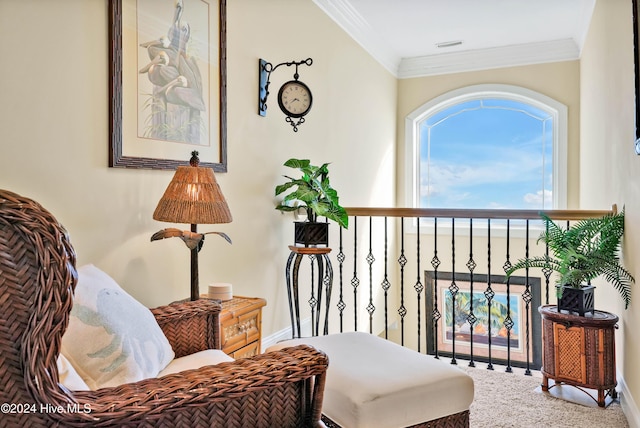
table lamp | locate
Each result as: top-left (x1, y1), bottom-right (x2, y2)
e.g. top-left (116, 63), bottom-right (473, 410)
top-left (152, 151), bottom-right (232, 300)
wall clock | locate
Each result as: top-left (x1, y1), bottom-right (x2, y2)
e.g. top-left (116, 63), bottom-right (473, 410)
top-left (258, 58), bottom-right (313, 132)
top-left (277, 80), bottom-right (313, 131)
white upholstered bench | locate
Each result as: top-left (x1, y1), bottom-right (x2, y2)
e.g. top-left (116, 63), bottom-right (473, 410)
top-left (267, 332), bottom-right (474, 428)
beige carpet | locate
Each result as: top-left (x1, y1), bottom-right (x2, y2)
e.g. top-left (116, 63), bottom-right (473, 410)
top-left (464, 366), bottom-right (628, 428)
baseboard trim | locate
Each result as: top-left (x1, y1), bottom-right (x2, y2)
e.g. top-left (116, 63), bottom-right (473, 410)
top-left (620, 372), bottom-right (640, 428)
top-left (262, 318), bottom-right (312, 350)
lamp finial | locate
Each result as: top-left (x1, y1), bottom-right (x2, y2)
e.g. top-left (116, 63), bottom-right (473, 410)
top-left (190, 151), bottom-right (200, 167)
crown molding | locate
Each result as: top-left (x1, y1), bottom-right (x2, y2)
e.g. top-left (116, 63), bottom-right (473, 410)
top-left (313, 0), bottom-right (581, 79)
top-left (398, 39), bottom-right (580, 78)
top-left (312, 0), bottom-right (401, 76)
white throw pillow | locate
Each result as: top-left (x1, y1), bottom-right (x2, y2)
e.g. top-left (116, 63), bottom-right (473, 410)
top-left (57, 354), bottom-right (90, 391)
top-left (61, 265), bottom-right (175, 390)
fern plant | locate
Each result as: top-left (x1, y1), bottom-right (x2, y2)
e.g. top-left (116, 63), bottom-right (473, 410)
top-left (275, 158), bottom-right (348, 229)
top-left (506, 210), bottom-right (634, 309)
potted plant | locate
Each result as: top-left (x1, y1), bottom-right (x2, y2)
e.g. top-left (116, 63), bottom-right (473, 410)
top-left (275, 158), bottom-right (348, 246)
top-left (505, 210), bottom-right (634, 315)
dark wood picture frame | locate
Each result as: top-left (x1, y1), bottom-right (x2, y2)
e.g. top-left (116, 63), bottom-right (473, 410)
top-left (108, 0), bottom-right (227, 172)
top-left (633, 0), bottom-right (640, 145)
top-left (425, 271), bottom-right (542, 370)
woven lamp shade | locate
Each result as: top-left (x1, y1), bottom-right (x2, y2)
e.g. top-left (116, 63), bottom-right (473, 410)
top-left (153, 165), bottom-right (232, 225)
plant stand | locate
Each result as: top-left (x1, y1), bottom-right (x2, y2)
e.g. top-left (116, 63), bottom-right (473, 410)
top-left (539, 305), bottom-right (618, 407)
top-left (285, 245), bottom-right (333, 338)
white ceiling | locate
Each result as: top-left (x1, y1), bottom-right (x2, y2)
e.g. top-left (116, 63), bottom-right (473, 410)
top-left (312, 0), bottom-right (596, 78)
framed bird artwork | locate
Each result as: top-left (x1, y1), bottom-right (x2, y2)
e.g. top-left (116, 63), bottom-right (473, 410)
top-left (108, 0), bottom-right (227, 172)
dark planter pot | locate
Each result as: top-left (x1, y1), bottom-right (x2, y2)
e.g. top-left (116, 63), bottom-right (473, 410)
top-left (294, 221), bottom-right (329, 247)
top-left (557, 284), bottom-right (596, 316)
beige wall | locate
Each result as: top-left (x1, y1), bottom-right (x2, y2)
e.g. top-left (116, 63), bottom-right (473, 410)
top-left (3, 0), bottom-right (640, 421)
top-left (0, 0), bottom-right (397, 337)
top-left (580, 0), bottom-right (640, 422)
top-left (396, 61), bottom-right (581, 209)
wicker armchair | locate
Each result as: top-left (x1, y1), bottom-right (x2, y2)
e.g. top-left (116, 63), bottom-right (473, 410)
top-left (0, 189), bottom-right (328, 428)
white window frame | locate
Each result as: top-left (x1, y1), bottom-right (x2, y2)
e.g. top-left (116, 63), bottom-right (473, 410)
top-left (403, 84), bottom-right (568, 236)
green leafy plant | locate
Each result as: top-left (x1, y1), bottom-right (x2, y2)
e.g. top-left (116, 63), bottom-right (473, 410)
top-left (275, 158), bottom-right (348, 228)
top-left (505, 210), bottom-right (634, 309)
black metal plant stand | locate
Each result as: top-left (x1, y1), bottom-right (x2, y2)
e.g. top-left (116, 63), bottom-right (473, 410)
top-left (285, 245), bottom-right (333, 338)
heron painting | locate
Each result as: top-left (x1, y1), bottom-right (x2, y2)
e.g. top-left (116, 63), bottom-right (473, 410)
top-left (137, 0), bottom-right (209, 146)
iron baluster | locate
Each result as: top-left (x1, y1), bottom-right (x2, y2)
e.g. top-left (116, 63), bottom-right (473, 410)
top-left (398, 218), bottom-right (407, 346)
top-left (466, 219), bottom-right (477, 368)
top-left (485, 218), bottom-right (494, 370)
top-left (381, 217), bottom-right (391, 339)
top-left (502, 219), bottom-right (514, 373)
top-left (351, 217), bottom-right (359, 331)
top-left (337, 227), bottom-right (346, 332)
top-left (431, 217), bottom-right (441, 358)
top-left (367, 216), bottom-right (376, 334)
top-left (449, 217), bottom-right (458, 365)
top-left (523, 219), bottom-right (532, 375)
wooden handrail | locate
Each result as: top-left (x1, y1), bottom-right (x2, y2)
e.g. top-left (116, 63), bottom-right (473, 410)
top-left (344, 205), bottom-right (617, 221)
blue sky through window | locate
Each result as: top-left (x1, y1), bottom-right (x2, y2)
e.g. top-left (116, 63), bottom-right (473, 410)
top-left (419, 98), bottom-right (553, 209)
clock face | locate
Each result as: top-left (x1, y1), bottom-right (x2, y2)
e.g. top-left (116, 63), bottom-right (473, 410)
top-left (277, 80), bottom-right (313, 118)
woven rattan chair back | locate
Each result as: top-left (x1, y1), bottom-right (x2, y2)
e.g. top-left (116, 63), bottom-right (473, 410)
top-left (0, 190), bottom-right (77, 427)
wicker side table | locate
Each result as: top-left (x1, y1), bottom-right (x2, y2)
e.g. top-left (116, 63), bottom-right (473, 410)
top-left (539, 305), bottom-right (618, 407)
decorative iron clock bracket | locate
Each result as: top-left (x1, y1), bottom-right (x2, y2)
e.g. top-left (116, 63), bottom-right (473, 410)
top-left (258, 58), bottom-right (313, 130)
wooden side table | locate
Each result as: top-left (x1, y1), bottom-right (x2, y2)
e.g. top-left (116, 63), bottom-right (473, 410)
top-left (214, 296), bottom-right (266, 358)
top-left (539, 305), bottom-right (618, 407)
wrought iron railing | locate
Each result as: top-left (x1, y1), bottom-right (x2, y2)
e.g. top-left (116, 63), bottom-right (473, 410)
top-left (305, 206), bottom-right (615, 374)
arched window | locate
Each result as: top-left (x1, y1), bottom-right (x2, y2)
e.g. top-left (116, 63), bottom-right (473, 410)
top-left (405, 84), bottom-right (567, 211)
